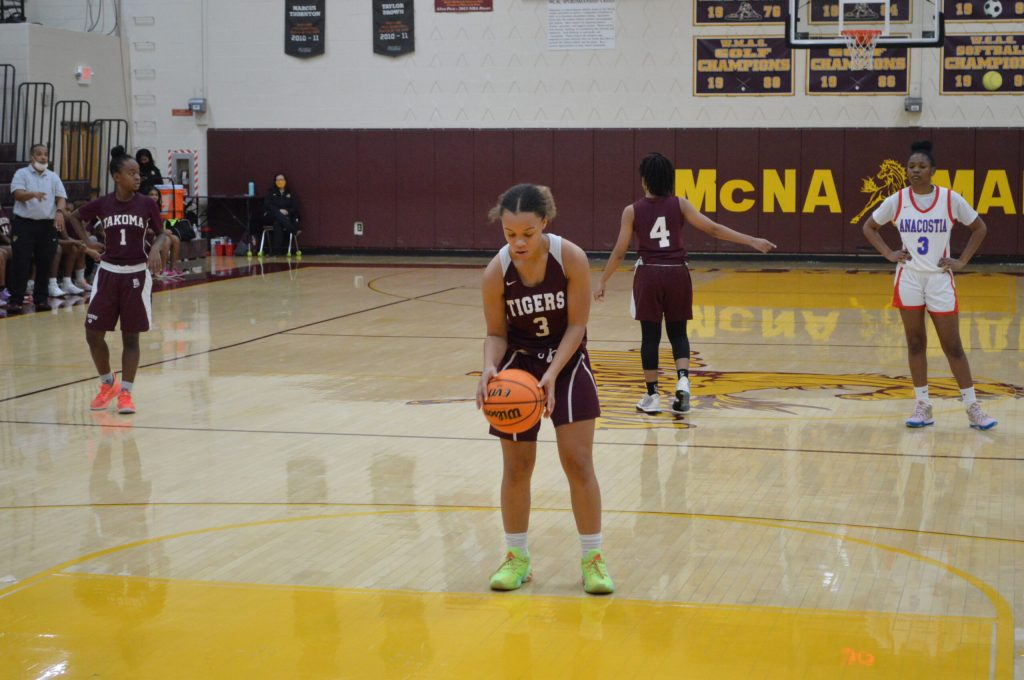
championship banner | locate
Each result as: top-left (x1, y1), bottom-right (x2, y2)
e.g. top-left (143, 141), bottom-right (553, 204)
top-left (285, 1), bottom-right (325, 58)
top-left (695, 0), bottom-right (785, 25)
top-left (809, 0), bottom-right (911, 24)
top-left (941, 34), bottom-right (1024, 94)
top-left (945, 0), bottom-right (1024, 21)
top-left (694, 37), bottom-right (793, 95)
top-left (807, 45), bottom-right (909, 94)
top-left (435, 0), bottom-right (492, 11)
top-left (374, 1), bottom-right (415, 56)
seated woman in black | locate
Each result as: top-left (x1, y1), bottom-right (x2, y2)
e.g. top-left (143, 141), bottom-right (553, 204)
top-left (264, 173), bottom-right (300, 255)
top-left (135, 148), bottom-right (162, 188)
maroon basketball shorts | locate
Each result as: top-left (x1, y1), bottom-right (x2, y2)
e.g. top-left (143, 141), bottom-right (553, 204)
top-left (85, 263), bottom-right (153, 333)
top-left (489, 347), bottom-right (601, 442)
top-left (631, 263), bottom-right (693, 323)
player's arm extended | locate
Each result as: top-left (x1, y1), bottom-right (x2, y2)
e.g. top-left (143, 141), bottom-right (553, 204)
top-left (594, 204), bottom-right (634, 301)
top-left (477, 256), bottom-right (510, 408)
top-left (862, 215), bottom-right (909, 263)
top-left (681, 198), bottom-right (775, 253)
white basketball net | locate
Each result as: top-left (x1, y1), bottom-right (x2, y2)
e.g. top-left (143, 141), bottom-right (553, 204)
top-left (842, 30), bottom-right (881, 70)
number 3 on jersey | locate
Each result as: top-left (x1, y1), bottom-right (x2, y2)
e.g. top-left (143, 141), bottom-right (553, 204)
top-left (916, 237), bottom-right (928, 255)
top-left (650, 216), bottom-right (670, 248)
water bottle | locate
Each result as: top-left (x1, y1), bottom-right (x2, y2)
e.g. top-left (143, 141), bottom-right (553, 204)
top-left (247, 181), bottom-right (255, 197)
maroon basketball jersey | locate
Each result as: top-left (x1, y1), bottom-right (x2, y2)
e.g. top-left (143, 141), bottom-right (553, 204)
top-left (501, 234), bottom-right (586, 357)
top-left (78, 193), bottom-right (161, 266)
top-left (633, 196), bottom-right (688, 265)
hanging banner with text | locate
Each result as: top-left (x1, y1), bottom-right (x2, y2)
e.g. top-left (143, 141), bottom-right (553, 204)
top-left (548, 0), bottom-right (616, 51)
top-left (809, 0), bottom-right (911, 24)
top-left (436, 0), bottom-right (492, 11)
top-left (941, 33), bottom-right (1024, 93)
top-left (807, 45), bottom-right (909, 94)
top-left (285, 1), bottom-right (325, 58)
top-left (374, 1), bottom-right (415, 56)
top-left (694, 0), bottom-right (786, 25)
top-left (945, 0), bottom-right (1024, 21)
top-left (694, 37), bottom-right (793, 95)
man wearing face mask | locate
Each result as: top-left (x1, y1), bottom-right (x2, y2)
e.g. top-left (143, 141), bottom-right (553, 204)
top-left (263, 173), bottom-right (300, 256)
top-left (8, 144), bottom-right (67, 313)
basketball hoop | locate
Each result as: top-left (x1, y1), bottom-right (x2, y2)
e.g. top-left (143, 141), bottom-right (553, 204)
top-left (841, 29), bottom-right (882, 70)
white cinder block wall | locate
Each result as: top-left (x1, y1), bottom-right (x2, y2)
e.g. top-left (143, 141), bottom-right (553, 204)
top-left (5, 0), bottom-right (1024, 195)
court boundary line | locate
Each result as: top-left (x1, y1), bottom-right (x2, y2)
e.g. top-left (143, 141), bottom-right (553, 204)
top-left (0, 505), bottom-right (1012, 678)
top-left (1, 499), bottom-right (1023, 546)
top-left (0, 417), bottom-right (1018, 463)
top-left (0, 285), bottom-right (461, 405)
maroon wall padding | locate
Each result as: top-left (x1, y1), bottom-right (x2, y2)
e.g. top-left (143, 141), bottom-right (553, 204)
top-left (207, 128), bottom-right (1024, 257)
top-left (394, 130), bottom-right (436, 249)
top-left (800, 129), bottom-right (844, 254)
top-left (676, 129), bottom-right (718, 254)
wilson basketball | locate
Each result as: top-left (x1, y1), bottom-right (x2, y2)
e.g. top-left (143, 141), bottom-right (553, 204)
top-left (482, 368), bottom-right (544, 434)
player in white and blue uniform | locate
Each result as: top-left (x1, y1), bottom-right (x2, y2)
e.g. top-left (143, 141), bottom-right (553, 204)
top-left (863, 140), bottom-right (996, 430)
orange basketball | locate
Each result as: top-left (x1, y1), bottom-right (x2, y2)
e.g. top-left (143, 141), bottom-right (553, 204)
top-left (482, 368), bottom-right (545, 434)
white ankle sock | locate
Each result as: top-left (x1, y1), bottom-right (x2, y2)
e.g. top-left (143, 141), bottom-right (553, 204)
top-left (505, 531), bottom-right (528, 553)
top-left (580, 532), bottom-right (602, 557)
top-left (913, 385), bottom-right (929, 402)
top-left (960, 386), bottom-right (977, 407)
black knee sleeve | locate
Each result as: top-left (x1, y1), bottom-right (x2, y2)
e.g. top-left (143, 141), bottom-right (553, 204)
top-left (665, 320), bottom-right (690, 361)
top-left (640, 320), bottom-right (662, 370)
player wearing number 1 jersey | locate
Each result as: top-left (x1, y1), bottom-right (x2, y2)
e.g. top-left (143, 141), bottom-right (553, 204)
top-left (863, 140), bottom-right (996, 430)
top-left (73, 146), bottom-right (166, 415)
top-left (594, 152), bottom-right (775, 415)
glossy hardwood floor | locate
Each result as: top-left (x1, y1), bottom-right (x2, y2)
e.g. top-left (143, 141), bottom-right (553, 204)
top-left (1, 255), bottom-right (1021, 679)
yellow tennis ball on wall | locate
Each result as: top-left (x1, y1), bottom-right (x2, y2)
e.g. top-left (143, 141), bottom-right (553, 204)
top-left (982, 71), bottom-right (1003, 91)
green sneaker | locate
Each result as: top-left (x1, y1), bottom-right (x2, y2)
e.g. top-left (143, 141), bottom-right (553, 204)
top-left (581, 549), bottom-right (614, 594)
top-left (489, 547), bottom-right (532, 591)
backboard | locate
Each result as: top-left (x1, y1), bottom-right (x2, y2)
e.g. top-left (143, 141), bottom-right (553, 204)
top-left (787, 0), bottom-right (944, 47)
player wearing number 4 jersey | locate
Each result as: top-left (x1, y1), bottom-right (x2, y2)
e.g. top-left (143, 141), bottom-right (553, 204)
top-left (863, 140), bottom-right (996, 430)
top-left (594, 152), bottom-right (775, 416)
top-left (72, 146), bottom-right (166, 415)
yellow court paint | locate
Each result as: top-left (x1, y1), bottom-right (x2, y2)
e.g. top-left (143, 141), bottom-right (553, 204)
top-left (0, 572), bottom-right (996, 680)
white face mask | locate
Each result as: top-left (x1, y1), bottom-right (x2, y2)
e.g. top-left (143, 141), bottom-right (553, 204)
top-left (31, 161), bottom-right (47, 172)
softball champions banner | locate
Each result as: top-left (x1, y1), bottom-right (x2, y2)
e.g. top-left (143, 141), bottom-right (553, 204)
top-left (694, 37), bottom-right (793, 95)
top-left (285, 1), bottom-right (325, 58)
top-left (374, 1), bottom-right (415, 56)
top-left (695, 0), bottom-right (786, 25)
top-left (941, 34), bottom-right (1024, 93)
top-left (435, 0), bottom-right (492, 10)
top-left (807, 45), bottom-right (909, 94)
top-left (945, 0), bottom-right (1024, 21)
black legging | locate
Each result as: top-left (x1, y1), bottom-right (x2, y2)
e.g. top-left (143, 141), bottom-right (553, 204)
top-left (268, 211), bottom-right (299, 254)
top-left (640, 319), bottom-right (690, 371)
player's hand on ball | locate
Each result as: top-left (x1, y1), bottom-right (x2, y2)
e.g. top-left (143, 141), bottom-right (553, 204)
top-left (476, 366), bottom-right (498, 409)
top-left (938, 257), bottom-right (963, 271)
top-left (537, 372), bottom-right (556, 418)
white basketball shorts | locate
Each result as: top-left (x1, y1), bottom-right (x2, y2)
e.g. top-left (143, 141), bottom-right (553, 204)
top-left (892, 266), bottom-right (958, 315)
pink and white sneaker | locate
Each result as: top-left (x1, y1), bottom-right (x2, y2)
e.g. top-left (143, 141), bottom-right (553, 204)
top-left (905, 401), bottom-right (934, 428)
top-left (966, 402), bottom-right (997, 430)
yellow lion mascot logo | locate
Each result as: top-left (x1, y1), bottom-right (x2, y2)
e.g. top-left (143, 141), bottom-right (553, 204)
top-left (850, 159), bottom-right (907, 224)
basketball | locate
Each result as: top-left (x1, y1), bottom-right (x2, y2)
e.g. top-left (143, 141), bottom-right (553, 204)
top-left (482, 368), bottom-right (544, 434)
top-left (983, 71), bottom-right (1003, 91)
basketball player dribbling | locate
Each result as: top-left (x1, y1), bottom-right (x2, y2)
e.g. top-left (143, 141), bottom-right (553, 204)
top-left (863, 140), bottom-right (996, 430)
top-left (594, 152), bottom-right (776, 415)
top-left (475, 183), bottom-right (613, 595)
top-left (73, 146), bottom-right (166, 415)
